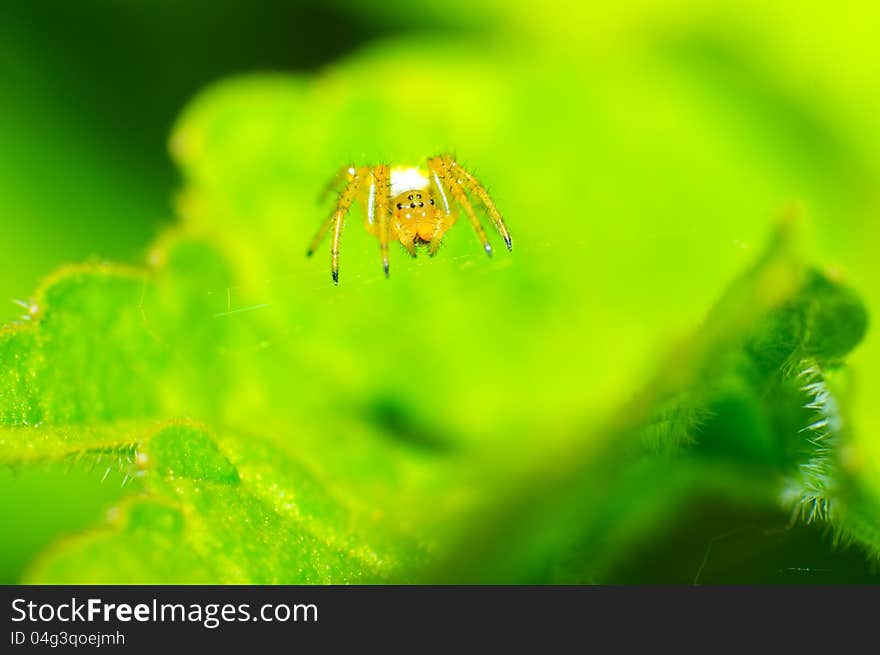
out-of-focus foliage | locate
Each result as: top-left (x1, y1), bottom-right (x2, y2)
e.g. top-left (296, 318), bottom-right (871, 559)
top-left (0, 0), bottom-right (387, 582)
top-left (0, 0), bottom-right (385, 326)
top-left (1, 0), bottom-right (879, 582)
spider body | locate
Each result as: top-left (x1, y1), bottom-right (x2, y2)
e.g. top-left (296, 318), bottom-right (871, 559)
top-left (388, 167), bottom-right (442, 243)
top-left (307, 154), bottom-right (511, 284)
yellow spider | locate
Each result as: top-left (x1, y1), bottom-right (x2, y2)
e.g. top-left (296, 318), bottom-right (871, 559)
top-left (306, 153), bottom-right (512, 284)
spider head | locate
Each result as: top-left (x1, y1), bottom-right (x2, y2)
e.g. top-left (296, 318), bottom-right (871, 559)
top-left (393, 190), bottom-right (437, 240)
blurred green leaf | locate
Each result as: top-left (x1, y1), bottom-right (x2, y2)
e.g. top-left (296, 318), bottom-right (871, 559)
top-left (2, 9), bottom-right (879, 581)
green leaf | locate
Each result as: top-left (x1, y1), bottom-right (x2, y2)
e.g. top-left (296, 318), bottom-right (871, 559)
top-left (2, 21), bottom-right (878, 582)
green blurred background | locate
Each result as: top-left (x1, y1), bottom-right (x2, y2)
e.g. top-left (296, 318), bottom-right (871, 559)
top-left (0, 0), bottom-right (393, 583)
top-left (1, 0), bottom-right (879, 583)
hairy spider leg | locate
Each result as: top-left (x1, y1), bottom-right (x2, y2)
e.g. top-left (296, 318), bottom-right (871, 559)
top-left (441, 154), bottom-right (512, 251)
top-left (308, 165), bottom-right (354, 256)
top-left (430, 167), bottom-right (454, 215)
top-left (423, 167), bottom-right (457, 256)
top-left (307, 166), bottom-right (367, 284)
top-left (426, 213), bottom-right (460, 257)
top-left (393, 220), bottom-right (419, 258)
top-left (371, 164), bottom-right (392, 276)
top-left (428, 155), bottom-right (492, 256)
top-left (318, 164), bottom-right (356, 204)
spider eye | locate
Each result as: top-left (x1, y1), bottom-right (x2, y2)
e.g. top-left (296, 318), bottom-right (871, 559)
top-left (396, 203), bottom-right (403, 209)
top-left (418, 202), bottom-right (424, 207)
top-left (416, 193), bottom-right (422, 199)
top-left (410, 202), bottom-right (416, 208)
top-left (430, 199), bottom-right (435, 205)
top-left (407, 194), bottom-right (413, 200)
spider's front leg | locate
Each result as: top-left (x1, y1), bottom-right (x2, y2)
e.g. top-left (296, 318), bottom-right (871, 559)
top-left (393, 223), bottom-right (419, 258)
top-left (426, 211), bottom-right (459, 257)
top-left (307, 165), bottom-right (368, 284)
top-left (318, 164), bottom-right (356, 205)
top-left (370, 164), bottom-right (392, 277)
top-left (427, 154), bottom-right (513, 254)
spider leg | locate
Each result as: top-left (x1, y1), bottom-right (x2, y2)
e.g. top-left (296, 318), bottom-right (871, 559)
top-left (439, 153), bottom-right (512, 251)
top-left (395, 224), bottom-right (418, 258)
top-left (429, 167), bottom-right (454, 215)
top-left (318, 164), bottom-right (356, 205)
top-left (428, 155), bottom-right (492, 257)
top-left (308, 166), bottom-right (355, 257)
top-left (427, 211), bottom-right (457, 257)
top-left (372, 164), bottom-right (392, 277)
top-left (307, 166), bottom-right (366, 284)
top-left (306, 216), bottom-right (334, 259)
top-left (426, 168), bottom-right (457, 257)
